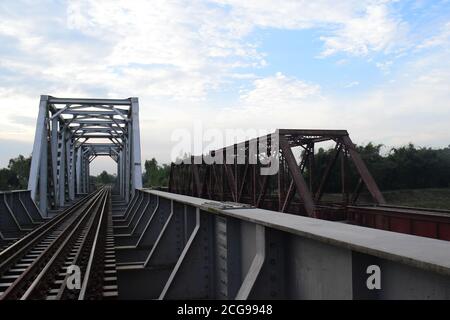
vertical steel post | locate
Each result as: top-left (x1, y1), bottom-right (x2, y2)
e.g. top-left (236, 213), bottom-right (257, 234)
top-left (28, 95), bottom-right (49, 202)
top-left (86, 155), bottom-right (90, 193)
top-left (38, 120), bottom-right (48, 215)
top-left (131, 97), bottom-right (143, 193)
top-left (124, 136), bottom-right (130, 202)
top-left (59, 127), bottom-right (66, 207)
top-left (80, 148), bottom-right (85, 194)
top-left (118, 151), bottom-right (123, 198)
top-left (67, 135), bottom-right (75, 200)
top-left (76, 147), bottom-right (81, 194)
top-left (51, 117), bottom-right (59, 204)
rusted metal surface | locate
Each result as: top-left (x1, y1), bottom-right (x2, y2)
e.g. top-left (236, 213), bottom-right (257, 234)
top-left (168, 129), bottom-right (450, 241)
top-left (347, 206), bottom-right (450, 241)
top-left (169, 129), bottom-right (385, 216)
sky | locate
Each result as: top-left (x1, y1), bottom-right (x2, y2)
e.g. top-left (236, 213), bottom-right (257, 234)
top-left (0, 0), bottom-right (449, 174)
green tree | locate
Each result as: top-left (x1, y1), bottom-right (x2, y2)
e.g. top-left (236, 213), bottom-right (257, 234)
top-left (143, 158), bottom-right (170, 187)
top-left (385, 144), bottom-right (450, 189)
top-left (96, 170), bottom-right (116, 185)
top-left (0, 168), bottom-right (19, 190)
top-left (298, 143), bottom-right (450, 193)
top-left (8, 155), bottom-right (31, 189)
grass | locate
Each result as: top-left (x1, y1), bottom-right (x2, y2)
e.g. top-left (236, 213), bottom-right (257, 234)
top-left (321, 188), bottom-right (450, 210)
top-left (381, 188), bottom-right (450, 210)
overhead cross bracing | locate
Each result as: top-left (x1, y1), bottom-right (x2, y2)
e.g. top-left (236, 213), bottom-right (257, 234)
top-left (28, 96), bottom-right (142, 216)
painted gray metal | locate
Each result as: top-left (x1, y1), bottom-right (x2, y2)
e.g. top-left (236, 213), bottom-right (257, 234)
top-left (0, 190), bottom-right (44, 244)
top-left (115, 189), bottom-right (450, 300)
top-left (48, 97), bottom-right (131, 105)
top-left (28, 95), bottom-right (49, 213)
top-left (28, 96), bottom-right (143, 215)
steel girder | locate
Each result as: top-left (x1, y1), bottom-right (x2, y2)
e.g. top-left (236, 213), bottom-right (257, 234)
top-left (168, 129), bottom-right (450, 241)
top-left (114, 189), bottom-right (450, 299)
top-left (168, 129), bottom-right (385, 219)
top-left (28, 95), bottom-right (142, 216)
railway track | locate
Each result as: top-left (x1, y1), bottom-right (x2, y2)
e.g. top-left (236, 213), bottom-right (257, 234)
top-left (0, 187), bottom-right (117, 300)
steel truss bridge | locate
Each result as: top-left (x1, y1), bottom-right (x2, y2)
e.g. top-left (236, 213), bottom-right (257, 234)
top-left (0, 96), bottom-right (449, 300)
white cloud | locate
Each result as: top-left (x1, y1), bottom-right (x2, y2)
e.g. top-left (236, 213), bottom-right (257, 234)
top-left (343, 81), bottom-right (360, 88)
top-left (240, 72), bottom-right (321, 107)
top-left (0, 0), bottom-right (268, 105)
top-left (65, 0), bottom-right (267, 79)
top-left (417, 22), bottom-right (450, 49)
top-left (320, 3), bottom-right (405, 56)
top-left (211, 53), bottom-right (450, 155)
top-left (0, 0), bottom-right (449, 173)
top-left (0, 0), bottom-right (410, 114)
top-left (376, 60), bottom-right (393, 74)
top-left (210, 0), bottom-right (356, 29)
top-left (209, 73), bottom-right (334, 135)
top-left (0, 88), bottom-right (38, 142)
top-left (213, 0), bottom-right (407, 57)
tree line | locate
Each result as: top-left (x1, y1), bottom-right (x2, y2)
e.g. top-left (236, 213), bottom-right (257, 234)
top-left (87, 158), bottom-right (171, 188)
top-left (0, 155), bottom-right (170, 190)
top-left (142, 158), bottom-right (171, 188)
top-left (1, 143), bottom-right (449, 192)
top-left (314, 143), bottom-right (450, 192)
top-left (0, 155), bottom-right (31, 190)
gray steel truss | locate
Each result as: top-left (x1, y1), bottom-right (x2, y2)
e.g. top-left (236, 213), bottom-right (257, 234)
top-left (28, 95), bottom-right (142, 215)
top-left (114, 189), bottom-right (450, 300)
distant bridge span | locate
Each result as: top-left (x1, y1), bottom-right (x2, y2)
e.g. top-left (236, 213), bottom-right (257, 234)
top-left (28, 96), bottom-right (142, 214)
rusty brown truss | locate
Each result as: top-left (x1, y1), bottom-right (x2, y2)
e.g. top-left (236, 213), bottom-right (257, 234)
top-left (168, 129), bottom-right (450, 241)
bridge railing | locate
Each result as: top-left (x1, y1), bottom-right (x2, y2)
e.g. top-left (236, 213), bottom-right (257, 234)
top-left (115, 189), bottom-right (450, 300)
top-left (0, 190), bottom-right (45, 246)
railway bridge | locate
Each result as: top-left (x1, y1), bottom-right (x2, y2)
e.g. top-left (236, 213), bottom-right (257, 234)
top-left (0, 96), bottom-right (449, 300)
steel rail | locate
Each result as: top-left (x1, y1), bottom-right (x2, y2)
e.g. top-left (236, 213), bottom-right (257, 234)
top-left (78, 187), bottom-right (110, 300)
top-left (53, 188), bottom-right (111, 300)
top-left (54, 190), bottom-right (110, 300)
top-left (0, 189), bottom-right (105, 299)
top-left (0, 191), bottom-right (98, 263)
top-left (0, 189), bottom-right (106, 299)
top-left (20, 188), bottom-right (110, 300)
